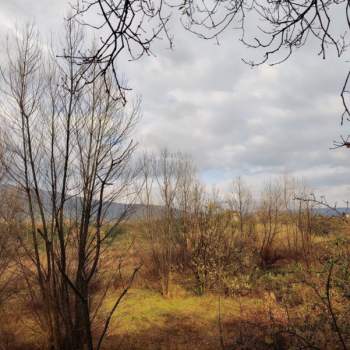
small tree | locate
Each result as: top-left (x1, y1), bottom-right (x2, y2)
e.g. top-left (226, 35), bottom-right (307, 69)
top-left (227, 177), bottom-right (254, 238)
top-left (143, 150), bottom-right (182, 296)
top-left (258, 181), bottom-right (283, 267)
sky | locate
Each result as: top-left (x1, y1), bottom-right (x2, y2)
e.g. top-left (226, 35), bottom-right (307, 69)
top-left (0, 0), bottom-right (349, 203)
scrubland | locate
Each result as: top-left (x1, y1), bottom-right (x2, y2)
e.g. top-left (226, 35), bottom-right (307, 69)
top-left (1, 203), bottom-right (350, 350)
top-left (1, 22), bottom-right (349, 350)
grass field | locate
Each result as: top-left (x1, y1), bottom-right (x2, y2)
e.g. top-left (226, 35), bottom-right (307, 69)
top-left (1, 219), bottom-right (349, 350)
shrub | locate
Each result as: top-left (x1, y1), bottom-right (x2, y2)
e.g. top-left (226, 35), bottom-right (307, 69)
top-left (311, 215), bottom-right (345, 236)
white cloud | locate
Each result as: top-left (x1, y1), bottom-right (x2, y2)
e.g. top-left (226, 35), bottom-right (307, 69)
top-left (1, 0), bottom-right (349, 203)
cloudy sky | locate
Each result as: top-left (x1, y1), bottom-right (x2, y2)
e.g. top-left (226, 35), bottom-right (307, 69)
top-left (0, 0), bottom-right (349, 202)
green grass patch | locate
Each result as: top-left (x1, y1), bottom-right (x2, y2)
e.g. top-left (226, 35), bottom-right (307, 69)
top-left (105, 288), bottom-right (265, 337)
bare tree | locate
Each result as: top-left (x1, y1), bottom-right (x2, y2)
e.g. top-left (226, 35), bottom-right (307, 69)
top-left (281, 175), bottom-right (315, 262)
top-left (69, 0), bottom-right (350, 130)
top-left (257, 181), bottom-right (283, 267)
top-left (227, 177), bottom-right (253, 238)
top-left (67, 0), bottom-right (172, 102)
top-left (147, 149), bottom-right (182, 296)
top-left (0, 22), bottom-right (140, 350)
top-left (138, 150), bottom-right (198, 295)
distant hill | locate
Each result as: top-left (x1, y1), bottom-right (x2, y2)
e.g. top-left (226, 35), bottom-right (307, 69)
top-left (1, 184), bottom-right (160, 221)
top-left (47, 198), bottom-right (161, 221)
top-left (313, 207), bottom-right (350, 217)
top-left (7, 184), bottom-right (349, 220)
top-left (98, 201), bottom-right (162, 220)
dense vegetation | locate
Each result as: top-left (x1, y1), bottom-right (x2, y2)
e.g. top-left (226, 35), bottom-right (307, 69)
top-left (0, 153), bottom-right (350, 349)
